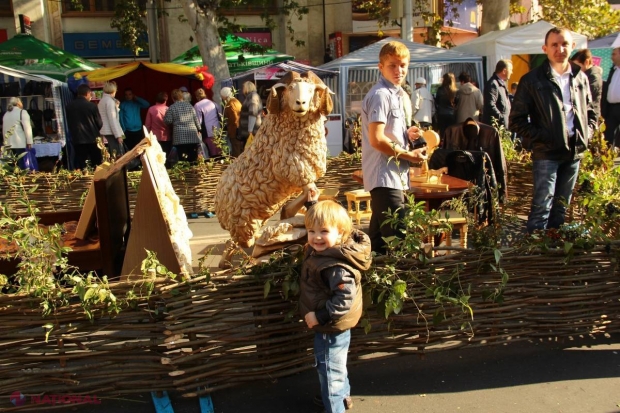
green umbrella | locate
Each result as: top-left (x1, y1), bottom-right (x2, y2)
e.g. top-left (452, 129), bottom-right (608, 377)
top-left (0, 34), bottom-right (102, 81)
top-left (171, 34), bottom-right (294, 75)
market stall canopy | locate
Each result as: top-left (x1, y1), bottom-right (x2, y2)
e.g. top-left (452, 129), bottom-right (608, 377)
top-left (171, 35), bottom-right (294, 75)
top-left (589, 32), bottom-right (620, 49)
top-left (0, 34), bottom-right (102, 82)
top-left (318, 37), bottom-right (483, 116)
top-left (78, 61), bottom-right (209, 82)
top-left (75, 61), bottom-right (214, 111)
top-left (452, 20), bottom-right (588, 79)
top-left (227, 60), bottom-right (338, 82)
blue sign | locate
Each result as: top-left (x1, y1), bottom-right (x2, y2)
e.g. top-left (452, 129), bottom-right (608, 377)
top-left (63, 32), bottom-right (149, 58)
top-left (444, 0), bottom-right (478, 33)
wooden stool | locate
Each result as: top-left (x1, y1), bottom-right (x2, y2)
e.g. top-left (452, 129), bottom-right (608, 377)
top-left (344, 189), bottom-right (372, 225)
top-left (429, 210), bottom-right (468, 256)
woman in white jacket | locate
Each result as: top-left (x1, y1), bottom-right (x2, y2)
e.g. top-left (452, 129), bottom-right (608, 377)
top-left (2, 97), bottom-right (33, 169)
top-left (97, 81), bottom-right (125, 158)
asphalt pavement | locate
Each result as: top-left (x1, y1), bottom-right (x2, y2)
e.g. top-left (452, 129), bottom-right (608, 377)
top-left (69, 336), bottom-right (620, 413)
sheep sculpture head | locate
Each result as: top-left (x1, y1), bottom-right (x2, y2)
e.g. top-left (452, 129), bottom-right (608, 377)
top-left (267, 71), bottom-right (333, 118)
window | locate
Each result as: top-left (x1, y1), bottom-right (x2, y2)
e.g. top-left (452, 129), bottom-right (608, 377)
top-left (0, 0), bottom-right (13, 17)
top-left (62, 0), bottom-right (146, 16)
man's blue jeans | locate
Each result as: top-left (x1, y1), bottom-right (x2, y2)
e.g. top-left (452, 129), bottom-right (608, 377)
top-left (527, 158), bottom-right (580, 233)
top-left (314, 330), bottom-right (351, 413)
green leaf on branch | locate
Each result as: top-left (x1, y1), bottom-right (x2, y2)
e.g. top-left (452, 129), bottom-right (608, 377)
top-left (494, 249), bottom-right (502, 265)
top-left (263, 280), bottom-right (271, 298)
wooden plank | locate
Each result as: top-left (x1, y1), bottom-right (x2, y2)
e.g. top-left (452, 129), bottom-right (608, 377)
top-left (75, 163), bottom-right (110, 240)
top-left (94, 167), bottom-right (131, 278)
top-left (100, 138), bottom-right (150, 178)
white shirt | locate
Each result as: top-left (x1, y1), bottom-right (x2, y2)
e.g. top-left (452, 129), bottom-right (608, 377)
top-left (551, 66), bottom-right (574, 136)
top-left (2, 108), bottom-right (33, 149)
top-left (607, 65), bottom-right (620, 103)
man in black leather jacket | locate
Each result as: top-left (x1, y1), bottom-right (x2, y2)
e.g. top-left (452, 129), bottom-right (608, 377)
top-left (483, 59), bottom-right (512, 129)
top-left (509, 27), bottom-right (596, 234)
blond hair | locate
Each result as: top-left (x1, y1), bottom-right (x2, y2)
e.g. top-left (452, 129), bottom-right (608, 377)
top-left (7, 97), bottom-right (21, 111)
top-left (379, 41), bottom-right (410, 63)
top-left (242, 81), bottom-right (257, 95)
top-left (304, 200), bottom-right (352, 244)
top-left (102, 81), bottom-right (117, 94)
top-left (195, 88), bottom-right (207, 100)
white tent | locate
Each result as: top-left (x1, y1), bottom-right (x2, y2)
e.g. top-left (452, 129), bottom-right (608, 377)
top-left (318, 37), bottom-right (484, 117)
top-left (453, 20), bottom-right (588, 78)
top-left (589, 31), bottom-right (619, 49)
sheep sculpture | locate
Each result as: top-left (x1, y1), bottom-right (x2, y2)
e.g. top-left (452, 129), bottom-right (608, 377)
top-left (215, 71), bottom-right (333, 248)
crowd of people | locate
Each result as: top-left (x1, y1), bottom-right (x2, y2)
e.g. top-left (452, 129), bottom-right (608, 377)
top-left (59, 80), bottom-right (265, 170)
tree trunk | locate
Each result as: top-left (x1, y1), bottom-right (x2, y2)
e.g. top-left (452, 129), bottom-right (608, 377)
top-left (180, 0), bottom-right (230, 104)
top-left (479, 0), bottom-right (510, 35)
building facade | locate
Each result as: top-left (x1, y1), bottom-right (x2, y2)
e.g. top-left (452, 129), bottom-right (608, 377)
top-left (0, 0), bottom-right (355, 67)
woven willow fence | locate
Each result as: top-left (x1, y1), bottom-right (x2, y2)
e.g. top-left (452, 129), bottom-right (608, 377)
top-left (0, 280), bottom-right (176, 410)
top-left (2, 155), bottom-right (616, 409)
top-left (0, 155), bottom-right (362, 216)
top-left (504, 161), bottom-right (533, 217)
top-left (0, 243), bottom-right (617, 408)
top-left (161, 243), bottom-right (620, 396)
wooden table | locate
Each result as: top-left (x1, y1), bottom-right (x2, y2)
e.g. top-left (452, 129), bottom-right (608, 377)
top-left (352, 169), bottom-right (470, 211)
top-left (409, 174), bottom-right (470, 211)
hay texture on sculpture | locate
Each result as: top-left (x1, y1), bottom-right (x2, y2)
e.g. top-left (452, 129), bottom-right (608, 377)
top-left (215, 71), bottom-right (333, 248)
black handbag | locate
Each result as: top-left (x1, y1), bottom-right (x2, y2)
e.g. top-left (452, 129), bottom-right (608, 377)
top-left (1, 82), bottom-right (20, 97)
top-left (43, 102), bottom-right (55, 122)
top-left (23, 81), bottom-right (47, 96)
top-left (28, 99), bottom-right (45, 136)
top-left (23, 81), bottom-right (34, 96)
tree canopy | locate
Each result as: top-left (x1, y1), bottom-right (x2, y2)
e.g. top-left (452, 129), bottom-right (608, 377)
top-left (535, 0), bottom-right (620, 39)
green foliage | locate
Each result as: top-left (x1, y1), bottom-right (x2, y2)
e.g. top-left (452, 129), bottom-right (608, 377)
top-left (381, 194), bottom-right (451, 259)
top-left (351, 0), bottom-right (464, 47)
top-left (0, 154), bottom-right (180, 323)
top-left (535, 0), bottom-right (620, 39)
top-left (515, 126), bottom-right (620, 253)
top-left (210, 98), bottom-right (233, 160)
top-left (110, 0), bottom-right (149, 56)
top-left (250, 245), bottom-right (304, 320)
top-left (571, 127), bottom-right (620, 241)
top-left (492, 118), bottom-right (530, 164)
